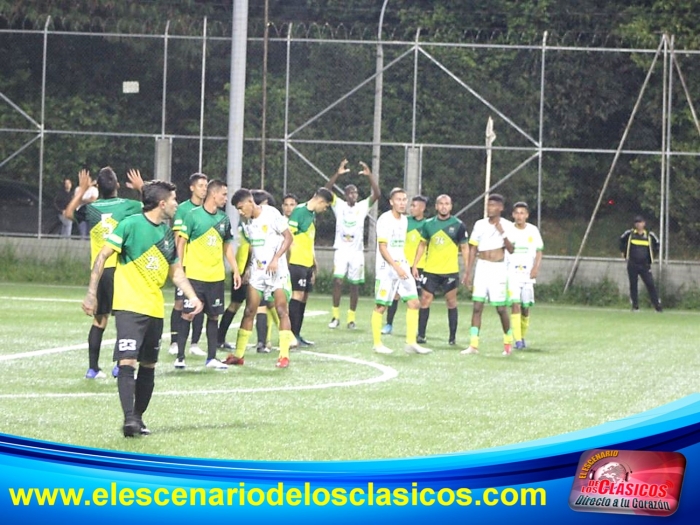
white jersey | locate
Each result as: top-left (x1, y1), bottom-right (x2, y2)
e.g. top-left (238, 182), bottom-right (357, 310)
top-left (469, 217), bottom-right (515, 252)
top-left (375, 210), bottom-right (408, 276)
top-left (239, 205), bottom-right (289, 275)
top-left (507, 223), bottom-right (543, 283)
top-left (332, 196), bottom-right (371, 251)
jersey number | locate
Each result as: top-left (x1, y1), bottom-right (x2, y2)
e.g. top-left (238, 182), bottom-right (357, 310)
top-left (100, 213), bottom-right (114, 239)
top-left (207, 235), bottom-right (218, 246)
top-left (145, 256), bottom-right (160, 270)
top-left (118, 339), bottom-right (137, 352)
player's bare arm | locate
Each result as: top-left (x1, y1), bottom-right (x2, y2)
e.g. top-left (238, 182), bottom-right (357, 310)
top-left (169, 263), bottom-right (203, 316)
top-left (412, 240), bottom-right (427, 279)
top-left (125, 169), bottom-right (145, 193)
top-left (325, 158), bottom-right (351, 191)
top-left (464, 244), bottom-right (477, 287)
top-left (267, 228), bottom-right (293, 275)
top-left (64, 169), bottom-right (92, 221)
top-left (175, 234), bottom-right (187, 263)
top-left (459, 242), bottom-right (470, 284)
top-left (359, 160), bottom-right (381, 204)
top-left (531, 250), bottom-right (543, 279)
top-left (224, 242), bottom-right (242, 289)
top-left (82, 244), bottom-right (114, 315)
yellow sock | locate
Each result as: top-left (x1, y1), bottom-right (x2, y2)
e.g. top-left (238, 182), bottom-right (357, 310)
top-left (371, 310), bottom-right (383, 346)
top-left (332, 307), bottom-right (340, 319)
top-left (521, 315), bottom-right (530, 339)
top-left (469, 326), bottom-right (479, 349)
top-left (269, 306), bottom-right (280, 326)
top-left (266, 309), bottom-right (276, 344)
top-left (279, 330), bottom-right (293, 359)
top-left (405, 308), bottom-right (418, 345)
top-left (503, 330), bottom-right (513, 346)
top-left (234, 329), bottom-right (252, 358)
top-left (511, 313), bottom-right (522, 342)
top-left (347, 310), bottom-right (356, 323)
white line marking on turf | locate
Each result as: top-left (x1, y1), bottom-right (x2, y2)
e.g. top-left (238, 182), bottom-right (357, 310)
top-left (0, 351), bottom-right (397, 399)
top-left (0, 340), bottom-right (116, 362)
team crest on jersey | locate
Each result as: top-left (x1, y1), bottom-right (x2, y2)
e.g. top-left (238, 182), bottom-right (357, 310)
top-left (262, 225), bottom-right (268, 233)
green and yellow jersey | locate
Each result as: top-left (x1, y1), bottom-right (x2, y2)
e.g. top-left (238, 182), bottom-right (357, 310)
top-left (178, 206), bottom-right (233, 282)
top-left (74, 198), bottom-right (142, 268)
top-left (172, 199), bottom-right (199, 232)
top-left (405, 216), bottom-right (427, 270)
top-left (419, 215), bottom-right (468, 274)
top-left (287, 204), bottom-right (316, 268)
top-left (106, 213), bottom-right (178, 318)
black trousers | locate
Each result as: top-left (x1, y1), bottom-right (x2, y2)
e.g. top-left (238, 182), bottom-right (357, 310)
top-left (627, 262), bottom-right (660, 309)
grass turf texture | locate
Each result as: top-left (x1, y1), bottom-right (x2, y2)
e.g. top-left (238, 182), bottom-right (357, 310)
top-left (0, 281), bottom-right (698, 461)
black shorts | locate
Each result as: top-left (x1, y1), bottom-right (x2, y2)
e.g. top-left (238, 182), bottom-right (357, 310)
top-left (289, 264), bottom-right (314, 293)
top-left (184, 279), bottom-right (225, 317)
top-left (230, 280), bottom-right (248, 304)
top-left (422, 272), bottom-right (459, 296)
top-left (174, 285), bottom-right (185, 302)
top-left (414, 269), bottom-right (425, 293)
top-left (112, 311), bottom-right (163, 364)
top-left (95, 267), bottom-right (115, 316)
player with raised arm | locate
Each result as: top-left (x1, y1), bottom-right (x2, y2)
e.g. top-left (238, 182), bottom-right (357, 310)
top-left (462, 194), bottom-right (515, 356)
top-left (371, 188), bottom-right (432, 355)
top-left (64, 167), bottom-right (143, 379)
top-left (82, 180), bottom-right (203, 437)
top-left (325, 159), bottom-right (380, 329)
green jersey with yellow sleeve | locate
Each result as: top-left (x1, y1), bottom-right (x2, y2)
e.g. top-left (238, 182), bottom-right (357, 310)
top-left (287, 203), bottom-right (316, 268)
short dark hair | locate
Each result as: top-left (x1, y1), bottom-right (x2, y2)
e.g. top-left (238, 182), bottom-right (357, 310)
top-left (96, 167), bottom-right (118, 199)
top-left (142, 180), bottom-right (176, 212)
top-left (513, 201), bottom-right (529, 211)
top-left (231, 188), bottom-right (253, 207)
top-left (283, 193), bottom-right (298, 203)
top-left (206, 179), bottom-right (227, 198)
top-left (412, 195), bottom-right (428, 205)
top-left (344, 184), bottom-right (358, 193)
top-left (189, 172), bottom-right (208, 186)
top-left (315, 187), bottom-right (334, 203)
top-left (488, 193), bottom-right (504, 204)
top-left (389, 187), bottom-right (406, 199)
top-left (252, 189), bottom-right (276, 207)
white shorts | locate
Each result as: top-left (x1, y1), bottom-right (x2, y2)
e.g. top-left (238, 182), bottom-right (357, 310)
top-left (374, 261), bottom-right (418, 306)
top-left (508, 277), bottom-right (535, 307)
top-left (248, 267), bottom-right (291, 302)
top-left (472, 259), bottom-right (508, 306)
top-left (333, 248), bottom-right (365, 283)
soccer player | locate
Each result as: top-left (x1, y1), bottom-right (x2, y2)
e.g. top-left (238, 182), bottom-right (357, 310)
top-left (175, 180), bottom-right (241, 370)
top-left (65, 167), bottom-right (143, 379)
top-left (226, 189), bottom-right (294, 368)
top-left (462, 194), bottom-right (515, 356)
top-left (508, 202), bottom-right (544, 349)
top-left (326, 159), bottom-right (380, 329)
top-left (168, 173), bottom-right (208, 357)
top-left (282, 193), bottom-right (298, 219)
top-left (382, 195), bottom-right (428, 335)
top-left (371, 188), bottom-right (432, 355)
top-left (287, 187), bottom-right (334, 346)
top-left (619, 215), bottom-right (662, 312)
top-left (82, 180), bottom-right (203, 437)
top-left (412, 194), bottom-right (469, 345)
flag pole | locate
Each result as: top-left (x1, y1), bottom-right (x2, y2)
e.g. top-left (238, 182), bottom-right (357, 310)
top-left (484, 116), bottom-right (496, 217)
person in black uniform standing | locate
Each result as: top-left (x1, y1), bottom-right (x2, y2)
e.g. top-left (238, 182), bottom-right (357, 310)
top-left (619, 215), bottom-right (662, 312)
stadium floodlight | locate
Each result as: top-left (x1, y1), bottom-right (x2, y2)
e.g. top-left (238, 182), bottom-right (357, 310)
top-left (122, 81), bottom-right (140, 94)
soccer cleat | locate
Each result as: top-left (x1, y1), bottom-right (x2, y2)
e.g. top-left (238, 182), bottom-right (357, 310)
top-left (405, 343), bottom-right (433, 355)
top-left (381, 323), bottom-right (393, 335)
top-left (112, 364), bottom-right (120, 378)
top-left (328, 318), bottom-right (340, 329)
top-left (266, 341), bottom-right (273, 351)
top-left (85, 368), bottom-right (107, 379)
top-left (515, 340), bottom-right (525, 350)
top-left (189, 344), bottom-right (206, 356)
top-left (655, 304), bottom-right (663, 313)
top-left (502, 344), bottom-right (513, 356)
top-left (205, 358), bottom-right (228, 370)
top-left (135, 416), bottom-right (151, 436)
top-left (122, 417), bottom-right (141, 438)
top-left (416, 335), bottom-right (427, 344)
top-left (298, 336), bottom-right (315, 347)
top-left (256, 342), bottom-right (270, 354)
top-left (521, 339), bottom-right (527, 349)
top-left (460, 346), bottom-right (479, 355)
top-left (373, 345), bottom-right (394, 354)
top-left (276, 357), bottom-right (290, 368)
top-left (218, 341), bottom-right (235, 350)
top-left (347, 321), bottom-right (357, 330)
top-left (223, 354), bottom-right (244, 366)
top-left (174, 358), bottom-right (186, 369)
top-left (448, 339), bottom-right (456, 346)
top-left (168, 342), bottom-right (178, 355)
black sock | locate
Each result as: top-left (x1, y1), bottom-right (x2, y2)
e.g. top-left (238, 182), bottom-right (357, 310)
top-left (386, 299), bottom-right (399, 325)
top-left (448, 307), bottom-right (458, 341)
top-left (256, 312), bottom-right (268, 345)
top-left (206, 317), bottom-right (218, 360)
top-left (191, 312), bottom-right (204, 345)
top-left (177, 319), bottom-right (191, 360)
top-left (289, 299), bottom-right (302, 337)
top-left (118, 365), bottom-right (136, 419)
top-left (88, 325), bottom-right (105, 371)
top-left (218, 309), bottom-right (236, 344)
top-left (169, 308), bottom-right (180, 345)
top-left (418, 308), bottom-right (430, 338)
top-left (133, 366), bottom-right (155, 418)
top-left (299, 301), bottom-right (308, 334)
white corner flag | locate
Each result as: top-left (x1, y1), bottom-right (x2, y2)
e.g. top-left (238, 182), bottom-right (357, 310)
top-left (484, 117), bottom-right (497, 217)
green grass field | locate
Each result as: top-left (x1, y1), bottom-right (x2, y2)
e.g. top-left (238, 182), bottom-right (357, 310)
top-left (0, 281), bottom-right (698, 462)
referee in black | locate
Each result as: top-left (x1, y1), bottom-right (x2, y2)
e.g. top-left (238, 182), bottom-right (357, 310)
top-left (619, 215), bottom-right (662, 312)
